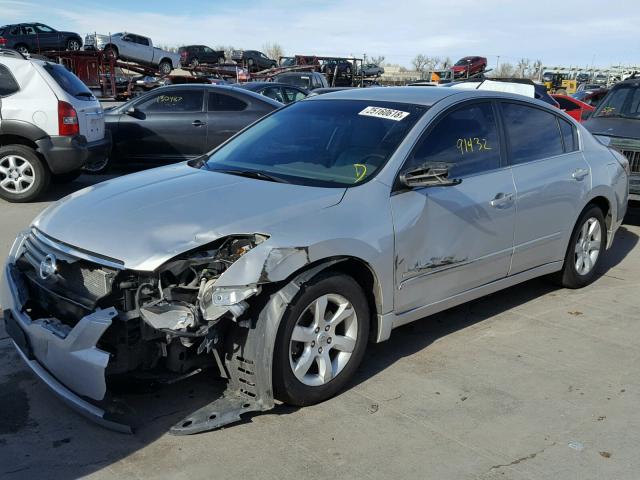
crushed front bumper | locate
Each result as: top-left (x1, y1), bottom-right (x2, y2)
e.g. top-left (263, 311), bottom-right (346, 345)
top-left (1, 263), bottom-right (131, 433)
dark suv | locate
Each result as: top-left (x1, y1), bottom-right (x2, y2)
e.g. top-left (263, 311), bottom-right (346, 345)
top-left (179, 45), bottom-right (225, 67)
top-left (0, 23), bottom-right (82, 54)
top-left (232, 50), bottom-right (277, 72)
top-left (274, 72), bottom-right (329, 90)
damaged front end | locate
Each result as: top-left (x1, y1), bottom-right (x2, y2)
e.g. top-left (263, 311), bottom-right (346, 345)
top-left (3, 229), bottom-right (281, 434)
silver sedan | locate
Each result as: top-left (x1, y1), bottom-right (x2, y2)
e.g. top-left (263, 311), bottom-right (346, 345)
top-left (1, 87), bottom-right (629, 433)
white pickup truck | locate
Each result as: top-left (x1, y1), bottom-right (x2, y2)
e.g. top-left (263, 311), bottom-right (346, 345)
top-left (84, 32), bottom-right (180, 75)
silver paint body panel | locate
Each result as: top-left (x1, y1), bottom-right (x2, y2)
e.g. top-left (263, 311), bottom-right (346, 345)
top-left (1, 88), bottom-right (628, 416)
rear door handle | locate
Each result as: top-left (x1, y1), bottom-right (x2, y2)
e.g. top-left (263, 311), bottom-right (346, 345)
top-left (192, 120), bottom-right (207, 127)
top-left (572, 168), bottom-right (590, 181)
top-left (490, 192), bottom-right (514, 209)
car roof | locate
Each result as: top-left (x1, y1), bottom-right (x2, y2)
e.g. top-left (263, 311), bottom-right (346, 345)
top-left (157, 83), bottom-right (284, 106)
top-left (235, 82), bottom-right (305, 90)
top-left (306, 86), bottom-right (465, 106)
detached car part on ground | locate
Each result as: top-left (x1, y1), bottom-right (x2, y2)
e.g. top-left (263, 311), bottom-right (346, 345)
top-left (0, 49), bottom-right (110, 202)
top-left (2, 87), bottom-right (628, 434)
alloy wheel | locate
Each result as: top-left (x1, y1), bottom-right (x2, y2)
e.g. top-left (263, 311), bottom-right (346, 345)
top-left (68, 40), bottom-right (81, 51)
top-left (289, 293), bottom-right (358, 387)
top-left (0, 155), bottom-right (36, 194)
top-left (574, 217), bottom-right (602, 275)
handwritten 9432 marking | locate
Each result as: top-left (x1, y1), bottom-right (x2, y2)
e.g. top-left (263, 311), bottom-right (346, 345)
top-left (456, 137), bottom-right (492, 155)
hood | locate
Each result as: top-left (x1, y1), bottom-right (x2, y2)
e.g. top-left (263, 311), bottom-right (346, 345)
top-left (34, 163), bottom-right (346, 271)
top-left (583, 116), bottom-right (640, 140)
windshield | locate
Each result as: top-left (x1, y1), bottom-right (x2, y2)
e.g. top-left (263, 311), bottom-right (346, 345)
top-left (43, 63), bottom-right (94, 101)
top-left (203, 99), bottom-right (426, 187)
top-left (594, 84), bottom-right (640, 119)
top-left (454, 58), bottom-right (471, 66)
top-left (277, 75), bottom-right (311, 89)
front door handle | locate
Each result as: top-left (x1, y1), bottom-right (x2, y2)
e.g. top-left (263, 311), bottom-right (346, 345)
top-left (572, 168), bottom-right (590, 181)
top-left (192, 120), bottom-right (207, 127)
top-left (490, 192), bottom-right (514, 209)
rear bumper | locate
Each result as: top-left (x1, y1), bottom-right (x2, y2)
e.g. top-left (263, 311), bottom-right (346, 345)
top-left (36, 133), bottom-right (112, 174)
top-left (1, 263), bottom-right (131, 433)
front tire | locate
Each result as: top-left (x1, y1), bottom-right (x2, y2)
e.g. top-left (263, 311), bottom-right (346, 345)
top-left (0, 145), bottom-right (50, 203)
top-left (558, 205), bottom-right (606, 288)
top-left (273, 272), bottom-right (370, 406)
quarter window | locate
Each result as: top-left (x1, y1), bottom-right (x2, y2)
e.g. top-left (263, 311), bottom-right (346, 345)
top-left (260, 87), bottom-right (285, 103)
top-left (208, 93), bottom-right (247, 111)
top-left (0, 65), bottom-right (19, 96)
top-left (559, 118), bottom-right (578, 152)
top-left (501, 103), bottom-right (564, 164)
top-left (405, 102), bottom-right (502, 178)
top-left (138, 89), bottom-right (204, 113)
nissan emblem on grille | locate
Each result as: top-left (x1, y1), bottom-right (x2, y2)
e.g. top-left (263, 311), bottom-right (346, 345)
top-left (39, 253), bottom-right (58, 280)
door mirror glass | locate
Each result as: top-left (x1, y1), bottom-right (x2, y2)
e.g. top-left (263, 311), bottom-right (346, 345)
top-left (400, 162), bottom-right (461, 188)
top-left (126, 106), bottom-right (143, 118)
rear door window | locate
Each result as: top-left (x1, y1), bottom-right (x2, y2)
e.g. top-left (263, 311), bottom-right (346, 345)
top-left (260, 86), bottom-right (284, 103)
top-left (208, 92), bottom-right (247, 111)
top-left (42, 63), bottom-right (94, 101)
top-left (554, 96), bottom-right (579, 111)
top-left (282, 87), bottom-right (306, 103)
top-left (0, 64), bottom-right (19, 96)
top-left (138, 89), bottom-right (204, 113)
top-left (501, 102), bottom-right (564, 164)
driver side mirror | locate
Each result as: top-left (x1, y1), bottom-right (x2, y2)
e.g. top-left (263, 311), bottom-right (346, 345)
top-left (126, 106), bottom-right (144, 119)
top-left (400, 162), bottom-right (462, 189)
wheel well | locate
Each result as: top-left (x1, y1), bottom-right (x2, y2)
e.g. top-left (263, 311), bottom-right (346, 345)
top-left (0, 134), bottom-right (38, 151)
top-left (159, 58), bottom-right (172, 66)
top-left (104, 44), bottom-right (118, 53)
top-left (587, 196), bottom-right (612, 232)
top-left (286, 256), bottom-right (383, 343)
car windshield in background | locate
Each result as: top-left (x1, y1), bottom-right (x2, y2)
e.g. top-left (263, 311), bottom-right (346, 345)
top-left (594, 85), bottom-right (640, 119)
top-left (43, 63), bottom-right (94, 100)
top-left (203, 99), bottom-right (426, 187)
top-left (278, 75), bottom-right (312, 89)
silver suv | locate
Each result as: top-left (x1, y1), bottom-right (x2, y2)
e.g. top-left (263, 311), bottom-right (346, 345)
top-left (0, 49), bottom-right (110, 202)
top-left (1, 87), bottom-right (629, 433)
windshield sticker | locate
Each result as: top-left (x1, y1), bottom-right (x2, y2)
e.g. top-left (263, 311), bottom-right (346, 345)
top-left (359, 106), bottom-right (410, 121)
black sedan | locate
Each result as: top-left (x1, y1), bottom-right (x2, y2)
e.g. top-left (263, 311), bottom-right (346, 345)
top-left (233, 82), bottom-right (308, 104)
top-left (94, 85), bottom-right (282, 173)
top-left (0, 23), bottom-right (82, 53)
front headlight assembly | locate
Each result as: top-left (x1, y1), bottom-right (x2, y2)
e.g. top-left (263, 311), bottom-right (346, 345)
top-left (200, 283), bottom-right (260, 322)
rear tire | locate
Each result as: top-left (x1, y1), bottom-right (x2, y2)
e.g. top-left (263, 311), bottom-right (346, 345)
top-left (0, 145), bottom-right (50, 203)
top-left (159, 60), bottom-right (172, 75)
top-left (103, 46), bottom-right (118, 60)
top-left (83, 154), bottom-right (111, 175)
top-left (273, 272), bottom-right (370, 406)
top-left (190, 57), bottom-right (199, 68)
top-left (558, 205), bottom-right (606, 288)
top-left (15, 44), bottom-right (29, 55)
top-left (66, 39), bottom-right (81, 51)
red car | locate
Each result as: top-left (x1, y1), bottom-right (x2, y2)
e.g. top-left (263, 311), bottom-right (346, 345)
top-left (551, 94), bottom-right (595, 123)
top-left (450, 56), bottom-right (487, 78)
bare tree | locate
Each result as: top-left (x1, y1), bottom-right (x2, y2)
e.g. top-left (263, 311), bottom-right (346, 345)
top-left (494, 62), bottom-right (515, 77)
top-left (263, 42), bottom-right (284, 61)
top-left (516, 58), bottom-right (531, 78)
top-left (531, 59), bottom-right (543, 79)
top-left (412, 54), bottom-right (429, 72)
top-left (215, 45), bottom-right (238, 63)
top-left (440, 56), bottom-right (453, 69)
top-left (369, 55), bottom-right (385, 66)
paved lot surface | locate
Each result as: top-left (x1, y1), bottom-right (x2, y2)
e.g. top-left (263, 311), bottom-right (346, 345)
top-left (1, 175), bottom-right (639, 480)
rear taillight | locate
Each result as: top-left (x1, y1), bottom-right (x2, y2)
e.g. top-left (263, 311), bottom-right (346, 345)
top-left (58, 101), bottom-right (79, 136)
top-left (0, 37), bottom-right (7, 47)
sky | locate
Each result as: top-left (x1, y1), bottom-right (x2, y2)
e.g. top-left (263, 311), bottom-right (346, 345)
top-left (1, 0), bottom-right (639, 69)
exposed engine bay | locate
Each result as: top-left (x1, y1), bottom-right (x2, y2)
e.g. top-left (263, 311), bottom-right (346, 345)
top-left (17, 233), bottom-right (268, 386)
